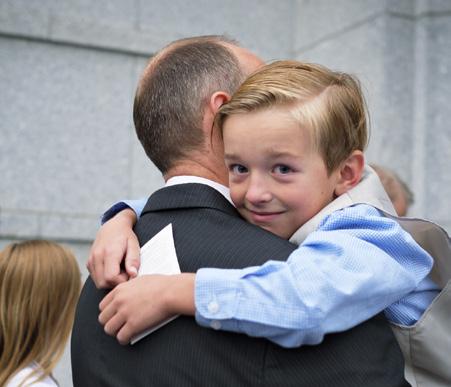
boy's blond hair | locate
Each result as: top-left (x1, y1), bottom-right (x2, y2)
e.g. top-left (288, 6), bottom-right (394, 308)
top-left (217, 60), bottom-right (368, 174)
top-left (0, 240), bottom-right (81, 387)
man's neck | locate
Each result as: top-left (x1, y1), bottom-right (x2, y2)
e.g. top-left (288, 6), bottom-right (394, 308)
top-left (164, 160), bottom-right (228, 186)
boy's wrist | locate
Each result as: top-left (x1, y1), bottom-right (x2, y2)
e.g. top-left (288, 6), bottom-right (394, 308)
top-left (114, 208), bottom-right (138, 227)
top-left (165, 273), bottom-right (195, 316)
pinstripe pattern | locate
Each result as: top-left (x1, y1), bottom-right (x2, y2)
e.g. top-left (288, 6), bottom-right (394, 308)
top-left (72, 183), bottom-right (409, 387)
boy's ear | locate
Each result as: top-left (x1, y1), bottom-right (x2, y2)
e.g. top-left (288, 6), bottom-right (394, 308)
top-left (334, 150), bottom-right (365, 197)
top-left (209, 91), bottom-right (231, 114)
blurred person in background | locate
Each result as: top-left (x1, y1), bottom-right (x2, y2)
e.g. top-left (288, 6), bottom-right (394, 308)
top-left (0, 240), bottom-right (81, 387)
top-left (370, 164), bottom-right (414, 216)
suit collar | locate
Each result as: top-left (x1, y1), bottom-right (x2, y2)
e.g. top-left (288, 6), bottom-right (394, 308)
top-left (142, 183), bottom-right (239, 218)
top-left (165, 175), bottom-right (233, 205)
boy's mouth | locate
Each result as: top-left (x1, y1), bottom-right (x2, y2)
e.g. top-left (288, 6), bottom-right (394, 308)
top-left (246, 209), bottom-right (285, 223)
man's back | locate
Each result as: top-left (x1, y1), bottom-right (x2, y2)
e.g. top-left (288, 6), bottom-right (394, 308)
top-left (72, 184), bottom-right (408, 387)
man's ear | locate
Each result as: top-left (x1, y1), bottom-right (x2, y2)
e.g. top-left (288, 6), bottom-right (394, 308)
top-left (209, 91), bottom-right (231, 114)
top-left (202, 91), bottom-right (231, 137)
top-left (334, 150), bottom-right (365, 196)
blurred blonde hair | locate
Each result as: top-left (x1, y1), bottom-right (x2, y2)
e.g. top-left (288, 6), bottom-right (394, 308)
top-left (0, 240), bottom-right (81, 386)
top-left (216, 60), bottom-right (369, 174)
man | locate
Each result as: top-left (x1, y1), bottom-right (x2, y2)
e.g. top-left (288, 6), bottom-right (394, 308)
top-left (72, 35), bottom-right (408, 386)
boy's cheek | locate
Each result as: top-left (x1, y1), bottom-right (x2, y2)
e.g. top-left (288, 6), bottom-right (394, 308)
top-left (229, 184), bottom-right (245, 207)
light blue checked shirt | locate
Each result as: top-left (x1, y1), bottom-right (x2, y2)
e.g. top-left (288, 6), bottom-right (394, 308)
top-left (104, 189), bottom-right (438, 348)
top-left (195, 204), bottom-right (438, 347)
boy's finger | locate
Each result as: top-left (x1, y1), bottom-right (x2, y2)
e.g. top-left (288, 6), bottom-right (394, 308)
top-left (99, 290), bottom-right (114, 312)
top-left (93, 257), bottom-right (105, 288)
top-left (117, 324), bottom-right (133, 345)
top-left (104, 255), bottom-right (126, 286)
top-left (125, 237), bottom-right (141, 278)
top-left (103, 313), bottom-right (125, 337)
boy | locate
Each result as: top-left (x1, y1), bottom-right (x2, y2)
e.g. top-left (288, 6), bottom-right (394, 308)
top-left (99, 61), bottom-right (440, 347)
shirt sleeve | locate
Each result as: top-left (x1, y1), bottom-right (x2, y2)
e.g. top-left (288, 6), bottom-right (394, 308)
top-left (101, 198), bottom-right (147, 224)
top-left (194, 204), bottom-right (437, 348)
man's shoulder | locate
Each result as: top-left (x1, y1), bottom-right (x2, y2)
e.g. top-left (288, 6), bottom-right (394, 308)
top-left (135, 184), bottom-right (296, 270)
top-left (139, 182), bottom-right (292, 247)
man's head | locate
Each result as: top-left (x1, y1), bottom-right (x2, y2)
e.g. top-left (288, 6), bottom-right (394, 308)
top-left (133, 35), bottom-right (263, 177)
top-left (217, 61), bottom-right (367, 238)
top-left (370, 164), bottom-right (414, 216)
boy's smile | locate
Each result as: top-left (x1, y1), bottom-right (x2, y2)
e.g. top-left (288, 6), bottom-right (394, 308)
top-left (246, 210), bottom-right (286, 222)
top-left (223, 106), bottom-right (342, 239)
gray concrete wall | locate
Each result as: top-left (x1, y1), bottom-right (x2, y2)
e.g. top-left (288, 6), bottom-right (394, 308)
top-left (0, 0), bottom-right (295, 243)
top-left (1, 1), bottom-right (450, 386)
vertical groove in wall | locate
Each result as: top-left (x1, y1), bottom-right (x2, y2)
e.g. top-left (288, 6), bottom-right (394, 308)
top-left (135, 0), bottom-right (141, 32)
top-left (411, 15), bottom-right (427, 217)
top-left (127, 58), bottom-right (139, 198)
top-left (289, 0), bottom-right (297, 59)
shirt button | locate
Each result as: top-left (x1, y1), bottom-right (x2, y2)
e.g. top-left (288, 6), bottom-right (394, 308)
top-left (207, 301), bottom-right (220, 314)
top-left (210, 320), bottom-right (222, 330)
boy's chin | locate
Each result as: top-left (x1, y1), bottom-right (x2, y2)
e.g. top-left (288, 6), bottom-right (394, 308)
top-left (259, 224), bottom-right (293, 240)
top-left (240, 212), bottom-right (294, 239)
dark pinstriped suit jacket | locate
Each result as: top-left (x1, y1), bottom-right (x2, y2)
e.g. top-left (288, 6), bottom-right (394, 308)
top-left (72, 183), bottom-right (408, 387)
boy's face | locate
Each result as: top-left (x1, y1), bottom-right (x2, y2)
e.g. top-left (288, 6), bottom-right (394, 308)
top-left (223, 106), bottom-right (341, 239)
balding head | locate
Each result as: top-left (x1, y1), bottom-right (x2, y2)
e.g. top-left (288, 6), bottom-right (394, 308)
top-left (371, 164), bottom-right (414, 216)
top-left (133, 35), bottom-right (262, 174)
top-left (224, 43), bottom-right (264, 78)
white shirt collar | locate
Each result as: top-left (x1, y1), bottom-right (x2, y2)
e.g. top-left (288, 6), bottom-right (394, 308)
top-left (165, 175), bottom-right (233, 205)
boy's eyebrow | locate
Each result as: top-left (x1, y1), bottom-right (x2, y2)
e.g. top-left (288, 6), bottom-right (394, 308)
top-left (224, 150), bottom-right (303, 162)
top-left (263, 147), bottom-right (307, 160)
top-left (267, 150), bottom-right (300, 158)
top-left (224, 153), bottom-right (240, 161)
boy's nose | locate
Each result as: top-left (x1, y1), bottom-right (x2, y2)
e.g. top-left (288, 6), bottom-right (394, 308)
top-left (245, 175), bottom-right (272, 205)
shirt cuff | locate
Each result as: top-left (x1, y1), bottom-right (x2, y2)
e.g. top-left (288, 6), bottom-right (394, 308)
top-left (101, 199), bottom-right (146, 225)
top-left (194, 267), bottom-right (248, 332)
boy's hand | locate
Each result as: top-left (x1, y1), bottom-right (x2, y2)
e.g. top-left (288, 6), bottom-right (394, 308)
top-left (87, 208), bottom-right (140, 288)
top-left (98, 273), bottom-right (195, 345)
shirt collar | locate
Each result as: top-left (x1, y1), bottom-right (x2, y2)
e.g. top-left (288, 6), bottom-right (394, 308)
top-left (165, 175), bottom-right (233, 205)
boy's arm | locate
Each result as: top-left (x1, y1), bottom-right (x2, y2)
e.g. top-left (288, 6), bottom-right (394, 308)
top-left (98, 205), bottom-right (436, 347)
top-left (194, 205), bottom-right (436, 347)
top-left (88, 198), bottom-right (147, 289)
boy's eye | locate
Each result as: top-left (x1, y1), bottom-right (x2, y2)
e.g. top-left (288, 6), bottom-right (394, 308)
top-left (230, 164), bottom-right (248, 174)
top-left (274, 165), bottom-right (292, 174)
